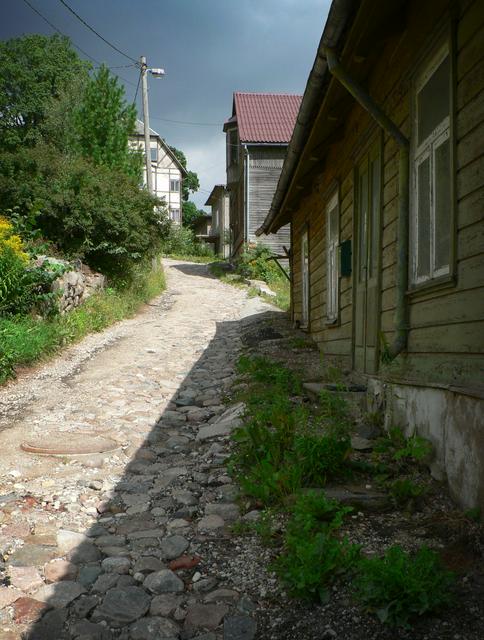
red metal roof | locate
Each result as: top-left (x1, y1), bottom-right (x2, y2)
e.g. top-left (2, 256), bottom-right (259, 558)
top-left (231, 92), bottom-right (302, 144)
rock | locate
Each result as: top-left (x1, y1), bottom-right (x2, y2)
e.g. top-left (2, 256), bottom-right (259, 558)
top-left (129, 616), bottom-right (180, 640)
top-left (133, 556), bottom-right (165, 575)
top-left (143, 569), bottom-right (184, 594)
top-left (150, 594), bottom-right (184, 617)
top-left (70, 620), bottom-right (112, 640)
top-left (94, 535), bottom-right (126, 547)
top-left (8, 565), bottom-right (44, 591)
top-left (184, 603), bottom-right (228, 634)
top-left (351, 435), bottom-right (374, 451)
top-left (205, 503), bottom-right (240, 523)
top-left (78, 564), bottom-right (102, 587)
top-left (223, 615), bottom-right (257, 640)
top-left (196, 423), bottom-right (233, 441)
top-left (57, 529), bottom-right (87, 553)
top-left (8, 544), bottom-right (56, 567)
top-left (197, 515), bottom-right (225, 533)
top-left (323, 486), bottom-right (390, 512)
top-left (160, 535), bottom-right (189, 560)
top-left (71, 594), bottom-right (99, 618)
top-left (169, 555), bottom-right (200, 571)
top-left (44, 559), bottom-right (78, 583)
top-left (242, 511), bottom-right (260, 523)
top-left (25, 607), bottom-right (68, 640)
top-left (192, 577), bottom-right (218, 594)
top-left (32, 581), bottom-right (85, 608)
top-left (204, 589), bottom-right (239, 604)
top-left (92, 573), bottom-right (119, 594)
top-left (0, 586), bottom-right (23, 609)
top-left (217, 485), bottom-right (239, 503)
top-left (90, 587), bottom-right (150, 627)
top-left (172, 490), bottom-right (198, 506)
top-left (68, 540), bottom-right (102, 564)
top-left (13, 596), bottom-right (51, 623)
top-left (167, 518), bottom-right (191, 532)
top-left (101, 557), bottom-right (131, 574)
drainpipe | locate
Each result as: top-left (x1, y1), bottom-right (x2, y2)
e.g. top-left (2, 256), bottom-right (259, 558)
top-left (323, 46), bottom-right (410, 360)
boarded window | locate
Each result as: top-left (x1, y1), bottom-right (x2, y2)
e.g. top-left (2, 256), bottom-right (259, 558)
top-left (326, 192), bottom-right (339, 322)
top-left (411, 45), bottom-right (452, 284)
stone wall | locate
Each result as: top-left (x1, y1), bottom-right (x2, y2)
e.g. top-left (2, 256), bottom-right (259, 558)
top-left (36, 257), bottom-right (106, 314)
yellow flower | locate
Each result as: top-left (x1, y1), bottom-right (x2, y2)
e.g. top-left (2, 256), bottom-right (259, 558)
top-left (0, 216), bottom-right (29, 262)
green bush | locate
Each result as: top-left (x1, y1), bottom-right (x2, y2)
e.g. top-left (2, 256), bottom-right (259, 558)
top-left (355, 546), bottom-right (454, 627)
top-left (293, 425), bottom-right (351, 486)
top-left (237, 243), bottom-right (286, 283)
top-left (161, 224), bottom-right (213, 258)
top-left (273, 491), bottom-right (359, 601)
top-left (0, 145), bottom-right (166, 278)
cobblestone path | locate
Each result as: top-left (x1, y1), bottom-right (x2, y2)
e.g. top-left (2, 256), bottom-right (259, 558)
top-left (0, 259), bottom-right (278, 640)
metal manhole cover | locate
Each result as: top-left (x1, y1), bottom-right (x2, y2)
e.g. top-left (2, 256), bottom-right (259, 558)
top-left (21, 433), bottom-right (119, 456)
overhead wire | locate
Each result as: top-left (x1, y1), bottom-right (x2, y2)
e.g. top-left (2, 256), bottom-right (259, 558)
top-left (57, 0), bottom-right (138, 64)
top-left (20, 0), bottom-right (138, 87)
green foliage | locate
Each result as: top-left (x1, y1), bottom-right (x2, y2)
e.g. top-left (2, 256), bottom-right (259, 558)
top-left (182, 201), bottom-right (208, 229)
top-left (0, 261), bottom-right (165, 384)
top-left (0, 145), bottom-right (166, 278)
top-left (273, 491), bottom-right (359, 601)
top-left (168, 146), bottom-right (199, 200)
top-left (161, 224), bottom-right (213, 258)
top-left (389, 479), bottom-right (425, 508)
top-left (74, 65), bottom-right (141, 179)
top-left (293, 424), bottom-right (351, 486)
top-left (237, 243), bottom-right (287, 284)
top-left (0, 34), bottom-right (90, 150)
top-left (374, 427), bottom-right (433, 465)
top-left (355, 546), bottom-right (454, 627)
top-left (237, 355), bottom-right (300, 392)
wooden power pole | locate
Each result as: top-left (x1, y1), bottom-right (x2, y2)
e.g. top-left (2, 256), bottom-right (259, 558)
top-left (140, 56), bottom-right (153, 193)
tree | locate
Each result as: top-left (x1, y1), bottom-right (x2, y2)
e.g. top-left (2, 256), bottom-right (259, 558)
top-left (74, 65), bottom-right (141, 179)
top-left (0, 34), bottom-right (90, 150)
top-left (169, 146), bottom-right (200, 200)
top-left (182, 201), bottom-right (206, 229)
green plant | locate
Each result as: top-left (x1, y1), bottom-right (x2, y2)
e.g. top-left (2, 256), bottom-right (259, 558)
top-left (374, 427), bottom-right (432, 465)
top-left (293, 425), bottom-right (351, 486)
top-left (236, 243), bottom-right (286, 284)
top-left (273, 491), bottom-right (359, 601)
top-left (355, 546), bottom-right (454, 627)
top-left (389, 478), bottom-right (425, 508)
top-left (160, 224), bottom-right (213, 258)
top-left (464, 507), bottom-right (482, 523)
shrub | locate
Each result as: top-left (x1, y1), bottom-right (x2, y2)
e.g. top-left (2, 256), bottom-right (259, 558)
top-left (355, 546), bottom-right (454, 627)
top-left (237, 243), bottom-right (286, 283)
top-left (273, 491), bottom-right (359, 601)
top-left (161, 224), bottom-right (213, 258)
top-left (293, 425), bottom-right (351, 486)
top-left (389, 478), bottom-right (425, 508)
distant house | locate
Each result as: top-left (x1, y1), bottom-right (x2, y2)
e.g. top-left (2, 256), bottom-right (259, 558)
top-left (223, 92), bottom-right (301, 257)
top-left (259, 0), bottom-right (484, 509)
top-left (205, 184), bottom-right (230, 258)
top-left (129, 120), bottom-right (186, 224)
top-left (192, 212), bottom-right (212, 237)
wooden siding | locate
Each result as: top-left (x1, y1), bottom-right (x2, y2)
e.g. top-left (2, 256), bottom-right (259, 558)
top-left (289, 0), bottom-right (484, 389)
top-left (248, 147), bottom-right (290, 255)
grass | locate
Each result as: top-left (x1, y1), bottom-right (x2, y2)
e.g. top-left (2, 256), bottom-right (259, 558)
top-left (210, 261), bottom-right (291, 311)
top-left (0, 262), bottom-right (165, 384)
top-left (164, 253), bottom-right (217, 263)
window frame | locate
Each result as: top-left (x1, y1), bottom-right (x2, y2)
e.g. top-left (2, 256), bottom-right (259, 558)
top-left (170, 179), bottom-right (180, 193)
top-left (150, 146), bottom-right (158, 163)
top-left (300, 227), bottom-right (310, 329)
top-left (410, 37), bottom-right (456, 290)
top-left (326, 190), bottom-right (340, 324)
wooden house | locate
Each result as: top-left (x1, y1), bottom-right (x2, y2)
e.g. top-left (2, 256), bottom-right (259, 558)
top-left (223, 92), bottom-right (301, 256)
top-left (258, 0), bottom-right (484, 508)
top-left (129, 120), bottom-right (186, 224)
top-left (205, 185), bottom-right (230, 258)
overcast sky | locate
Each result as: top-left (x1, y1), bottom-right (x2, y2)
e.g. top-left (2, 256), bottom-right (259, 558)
top-left (1, 0), bottom-right (329, 209)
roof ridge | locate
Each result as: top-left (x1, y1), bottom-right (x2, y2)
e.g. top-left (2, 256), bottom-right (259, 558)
top-left (234, 91), bottom-right (302, 97)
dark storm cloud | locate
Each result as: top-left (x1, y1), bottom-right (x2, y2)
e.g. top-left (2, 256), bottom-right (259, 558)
top-left (1, 0), bottom-right (330, 206)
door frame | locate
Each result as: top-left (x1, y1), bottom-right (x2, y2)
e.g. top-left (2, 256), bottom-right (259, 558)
top-left (352, 133), bottom-right (384, 374)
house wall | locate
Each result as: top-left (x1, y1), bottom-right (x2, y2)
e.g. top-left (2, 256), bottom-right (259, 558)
top-left (289, 0), bottom-right (484, 507)
top-left (211, 192), bottom-right (230, 257)
top-left (247, 147), bottom-right (291, 255)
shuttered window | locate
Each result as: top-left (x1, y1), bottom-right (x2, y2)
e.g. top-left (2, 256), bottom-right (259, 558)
top-left (411, 45), bottom-right (452, 284)
top-left (326, 192), bottom-right (339, 322)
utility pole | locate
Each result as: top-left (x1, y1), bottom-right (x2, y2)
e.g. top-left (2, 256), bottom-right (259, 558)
top-left (140, 56), bottom-right (153, 193)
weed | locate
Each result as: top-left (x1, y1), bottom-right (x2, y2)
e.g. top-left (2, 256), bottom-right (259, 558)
top-left (290, 337), bottom-right (316, 350)
top-left (293, 424), bottom-right (351, 486)
top-left (374, 427), bottom-right (432, 466)
top-left (465, 507), bottom-right (482, 523)
top-left (273, 491), bottom-right (359, 602)
top-left (389, 478), bottom-right (425, 509)
top-left (355, 546), bottom-right (454, 627)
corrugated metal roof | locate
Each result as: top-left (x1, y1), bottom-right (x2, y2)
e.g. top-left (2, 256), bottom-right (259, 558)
top-left (232, 92), bottom-right (302, 143)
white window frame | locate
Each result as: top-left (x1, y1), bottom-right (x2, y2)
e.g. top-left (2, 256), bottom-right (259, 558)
top-left (326, 191), bottom-right (339, 323)
top-left (411, 43), bottom-right (451, 285)
top-left (170, 179), bottom-right (180, 193)
top-left (150, 146), bottom-right (158, 163)
top-left (170, 208), bottom-right (180, 223)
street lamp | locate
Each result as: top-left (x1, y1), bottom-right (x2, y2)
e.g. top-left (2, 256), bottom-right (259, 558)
top-left (140, 56), bottom-right (165, 193)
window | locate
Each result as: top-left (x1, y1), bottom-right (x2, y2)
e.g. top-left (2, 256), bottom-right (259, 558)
top-left (170, 179), bottom-right (180, 192)
top-left (326, 192), bottom-right (339, 322)
top-left (411, 44), bottom-right (452, 284)
top-left (171, 208), bottom-right (180, 223)
top-left (227, 128), bottom-right (239, 167)
top-left (150, 147), bottom-right (158, 163)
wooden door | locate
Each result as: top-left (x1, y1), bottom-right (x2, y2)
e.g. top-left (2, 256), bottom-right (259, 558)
top-left (354, 145), bottom-right (382, 374)
top-left (301, 230), bottom-right (309, 328)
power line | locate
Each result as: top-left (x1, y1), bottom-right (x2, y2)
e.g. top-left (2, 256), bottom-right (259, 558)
top-left (133, 69), bottom-right (142, 106)
top-left (58, 0), bottom-right (138, 64)
top-left (21, 0), bottom-right (138, 87)
top-left (150, 115), bottom-right (221, 127)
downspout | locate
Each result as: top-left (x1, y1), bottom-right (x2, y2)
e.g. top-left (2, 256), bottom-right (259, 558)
top-left (245, 145), bottom-right (250, 244)
top-left (323, 46), bottom-right (409, 360)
